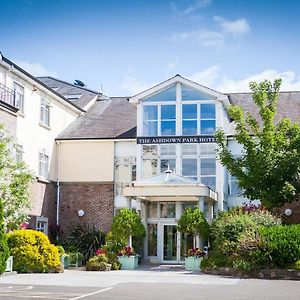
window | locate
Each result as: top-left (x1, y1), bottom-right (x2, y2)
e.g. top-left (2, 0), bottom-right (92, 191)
top-left (182, 158), bottom-right (197, 181)
top-left (200, 158), bottom-right (216, 189)
top-left (148, 224), bottom-right (157, 256)
top-left (40, 98), bottom-right (50, 127)
top-left (39, 150), bottom-right (49, 179)
top-left (144, 85), bottom-right (176, 102)
top-left (36, 216), bottom-right (48, 235)
top-left (182, 104), bottom-right (197, 135)
top-left (200, 104), bottom-right (215, 134)
top-left (160, 202), bottom-right (176, 218)
top-left (13, 82), bottom-right (24, 113)
top-left (16, 145), bottom-right (23, 162)
top-left (182, 84), bottom-right (214, 101)
top-left (143, 105), bottom-right (158, 136)
top-left (229, 175), bottom-right (242, 196)
top-left (161, 105), bottom-right (176, 136)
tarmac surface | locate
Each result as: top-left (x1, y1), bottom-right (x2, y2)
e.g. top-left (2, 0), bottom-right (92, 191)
top-left (0, 265), bottom-right (299, 300)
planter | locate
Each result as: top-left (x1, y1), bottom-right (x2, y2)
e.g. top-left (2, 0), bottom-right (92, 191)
top-left (5, 256), bottom-right (13, 272)
top-left (118, 255), bottom-right (138, 270)
top-left (185, 257), bottom-right (202, 271)
top-left (68, 253), bottom-right (83, 267)
top-left (60, 255), bottom-right (70, 269)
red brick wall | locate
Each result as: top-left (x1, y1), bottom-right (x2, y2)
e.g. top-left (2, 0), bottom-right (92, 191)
top-left (59, 183), bottom-right (114, 238)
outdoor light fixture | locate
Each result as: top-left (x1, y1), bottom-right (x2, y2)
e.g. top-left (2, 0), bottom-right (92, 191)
top-left (284, 208), bottom-right (292, 216)
top-left (78, 209), bottom-right (85, 217)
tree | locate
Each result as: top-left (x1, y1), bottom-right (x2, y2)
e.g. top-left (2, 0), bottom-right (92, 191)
top-left (177, 208), bottom-right (209, 247)
top-left (111, 208), bottom-right (145, 248)
top-left (0, 124), bottom-right (34, 230)
top-left (0, 197), bottom-right (9, 274)
top-left (215, 79), bottom-right (300, 209)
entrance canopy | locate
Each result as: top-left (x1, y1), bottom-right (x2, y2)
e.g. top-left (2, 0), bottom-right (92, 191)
top-left (123, 171), bottom-right (218, 202)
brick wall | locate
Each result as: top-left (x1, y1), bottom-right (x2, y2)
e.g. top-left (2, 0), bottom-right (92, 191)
top-left (59, 183), bottom-right (114, 238)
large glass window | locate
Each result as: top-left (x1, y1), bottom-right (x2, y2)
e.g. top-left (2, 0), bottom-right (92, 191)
top-left (144, 85), bottom-right (176, 102)
top-left (200, 158), bottom-right (216, 189)
top-left (200, 104), bottom-right (215, 135)
top-left (147, 202), bottom-right (158, 218)
top-left (161, 105), bottom-right (176, 136)
top-left (182, 202), bottom-right (198, 211)
top-left (160, 202), bottom-right (176, 218)
top-left (182, 104), bottom-right (197, 135)
top-left (182, 159), bottom-right (197, 181)
top-left (182, 84), bottom-right (213, 101)
top-left (143, 105), bottom-right (158, 136)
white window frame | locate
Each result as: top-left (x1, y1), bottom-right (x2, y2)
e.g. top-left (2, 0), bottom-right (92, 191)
top-left (15, 144), bottom-right (24, 163)
top-left (38, 149), bottom-right (49, 179)
top-left (36, 216), bottom-right (48, 235)
top-left (40, 98), bottom-right (50, 127)
top-left (13, 81), bottom-right (24, 113)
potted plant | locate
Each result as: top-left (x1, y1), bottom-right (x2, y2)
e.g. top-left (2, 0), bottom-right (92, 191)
top-left (117, 246), bottom-right (138, 270)
top-left (110, 208), bottom-right (145, 268)
top-left (185, 248), bottom-right (206, 271)
top-left (177, 208), bottom-right (209, 271)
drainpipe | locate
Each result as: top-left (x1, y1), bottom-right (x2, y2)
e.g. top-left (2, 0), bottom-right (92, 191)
top-left (56, 141), bottom-right (61, 226)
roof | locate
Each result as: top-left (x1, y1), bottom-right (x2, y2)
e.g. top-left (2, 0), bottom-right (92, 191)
top-left (228, 91), bottom-right (300, 124)
top-left (37, 76), bottom-right (101, 109)
top-left (56, 97), bottom-right (136, 140)
top-left (0, 53), bottom-right (84, 113)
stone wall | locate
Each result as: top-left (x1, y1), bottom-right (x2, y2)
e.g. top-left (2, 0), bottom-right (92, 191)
top-left (59, 182), bottom-right (114, 238)
top-left (28, 181), bottom-right (57, 229)
top-left (0, 107), bottom-right (17, 138)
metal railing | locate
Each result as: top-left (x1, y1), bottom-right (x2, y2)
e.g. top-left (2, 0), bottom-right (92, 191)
top-left (0, 83), bottom-right (17, 108)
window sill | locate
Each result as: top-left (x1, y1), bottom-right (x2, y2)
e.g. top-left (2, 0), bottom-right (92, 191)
top-left (37, 176), bottom-right (51, 183)
top-left (39, 122), bottom-right (51, 130)
top-left (18, 112), bottom-right (25, 118)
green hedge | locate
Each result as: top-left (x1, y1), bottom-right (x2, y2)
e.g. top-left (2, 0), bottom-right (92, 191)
top-left (259, 225), bottom-right (300, 268)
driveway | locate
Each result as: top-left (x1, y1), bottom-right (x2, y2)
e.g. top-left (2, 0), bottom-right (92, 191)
top-left (0, 265), bottom-right (299, 300)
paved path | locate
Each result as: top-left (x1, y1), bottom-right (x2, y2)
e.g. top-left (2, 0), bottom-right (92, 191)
top-left (0, 265), bottom-right (299, 299)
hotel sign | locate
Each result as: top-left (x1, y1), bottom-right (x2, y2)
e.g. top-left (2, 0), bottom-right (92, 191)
top-left (137, 136), bottom-right (216, 144)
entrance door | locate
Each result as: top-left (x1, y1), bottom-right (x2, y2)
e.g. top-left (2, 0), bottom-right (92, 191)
top-left (163, 224), bottom-right (180, 263)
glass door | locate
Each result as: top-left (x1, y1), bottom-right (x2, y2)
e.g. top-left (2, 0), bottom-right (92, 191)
top-left (163, 224), bottom-right (179, 262)
top-left (180, 233), bottom-right (194, 261)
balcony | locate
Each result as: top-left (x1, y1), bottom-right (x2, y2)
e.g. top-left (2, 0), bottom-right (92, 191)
top-left (0, 83), bottom-right (19, 112)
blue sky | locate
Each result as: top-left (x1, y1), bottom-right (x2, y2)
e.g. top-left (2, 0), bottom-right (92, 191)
top-left (1, 0), bottom-right (300, 95)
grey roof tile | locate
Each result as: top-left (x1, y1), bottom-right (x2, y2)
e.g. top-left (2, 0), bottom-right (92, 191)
top-left (57, 97), bottom-right (136, 140)
top-left (37, 77), bottom-right (100, 109)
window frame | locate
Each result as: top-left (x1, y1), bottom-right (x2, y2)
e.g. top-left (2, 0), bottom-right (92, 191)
top-left (38, 149), bottom-right (49, 179)
top-left (40, 98), bottom-right (50, 127)
top-left (13, 81), bottom-right (25, 114)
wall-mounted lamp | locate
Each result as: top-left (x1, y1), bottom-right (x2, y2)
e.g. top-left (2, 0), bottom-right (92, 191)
top-left (32, 85), bottom-right (37, 92)
top-left (284, 208), bottom-right (292, 216)
top-left (78, 210), bottom-right (85, 217)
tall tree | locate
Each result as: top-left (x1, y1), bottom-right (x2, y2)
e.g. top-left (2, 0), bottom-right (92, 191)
top-left (215, 79), bottom-right (300, 209)
top-left (0, 124), bottom-right (34, 230)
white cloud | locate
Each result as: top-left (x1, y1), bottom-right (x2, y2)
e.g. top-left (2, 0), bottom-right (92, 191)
top-left (189, 67), bottom-right (300, 93)
top-left (217, 70), bottom-right (300, 93)
top-left (171, 0), bottom-right (212, 16)
top-left (120, 75), bottom-right (153, 95)
top-left (188, 65), bottom-right (221, 87)
top-left (13, 59), bottom-right (57, 77)
top-left (214, 16), bottom-right (250, 36)
top-left (171, 29), bottom-right (224, 47)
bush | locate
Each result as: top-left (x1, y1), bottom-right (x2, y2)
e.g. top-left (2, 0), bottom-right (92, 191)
top-left (209, 207), bottom-right (281, 269)
top-left (0, 199), bottom-right (9, 274)
top-left (7, 230), bottom-right (61, 273)
top-left (65, 223), bottom-right (105, 263)
top-left (86, 254), bottom-right (111, 271)
top-left (259, 225), bottom-right (300, 268)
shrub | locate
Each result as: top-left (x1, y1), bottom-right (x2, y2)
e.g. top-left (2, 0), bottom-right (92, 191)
top-left (200, 251), bottom-right (228, 269)
top-left (65, 223), bottom-right (105, 263)
top-left (259, 225), bottom-right (300, 268)
top-left (7, 230), bottom-right (61, 273)
top-left (110, 209), bottom-right (145, 255)
top-left (0, 199), bottom-right (9, 274)
top-left (209, 207), bottom-right (281, 269)
top-left (86, 254), bottom-right (111, 271)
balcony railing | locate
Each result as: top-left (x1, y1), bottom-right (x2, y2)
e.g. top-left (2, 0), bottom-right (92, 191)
top-left (0, 83), bottom-right (17, 108)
